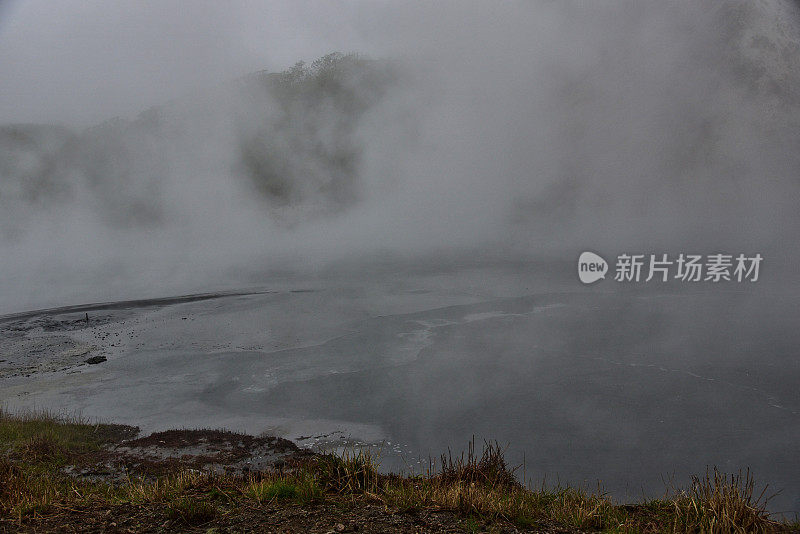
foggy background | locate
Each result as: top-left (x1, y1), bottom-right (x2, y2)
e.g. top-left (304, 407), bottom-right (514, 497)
top-left (2, 0), bottom-right (800, 513)
top-left (0, 0), bottom-right (799, 312)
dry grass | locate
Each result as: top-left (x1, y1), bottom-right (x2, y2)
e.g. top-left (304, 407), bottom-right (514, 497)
top-left (0, 407), bottom-right (136, 461)
top-left (438, 439), bottom-right (518, 490)
top-left (311, 447), bottom-right (381, 494)
top-left (669, 467), bottom-right (782, 533)
top-left (164, 496), bottom-right (218, 526)
top-left (1, 410), bottom-right (797, 532)
top-left (306, 441), bottom-right (793, 532)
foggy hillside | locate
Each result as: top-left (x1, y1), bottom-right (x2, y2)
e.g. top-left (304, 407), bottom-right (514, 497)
top-left (0, 53), bottom-right (398, 232)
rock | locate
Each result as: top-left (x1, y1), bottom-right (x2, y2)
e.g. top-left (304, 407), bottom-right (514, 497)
top-left (85, 356), bottom-right (107, 365)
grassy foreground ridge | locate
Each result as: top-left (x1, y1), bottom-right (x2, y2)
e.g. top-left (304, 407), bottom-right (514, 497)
top-left (0, 409), bottom-right (796, 533)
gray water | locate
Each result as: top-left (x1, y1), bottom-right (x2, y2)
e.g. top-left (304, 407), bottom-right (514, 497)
top-left (2, 263), bottom-right (798, 514)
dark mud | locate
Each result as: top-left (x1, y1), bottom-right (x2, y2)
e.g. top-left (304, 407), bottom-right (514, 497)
top-left (0, 290), bottom-right (279, 325)
top-left (62, 428), bottom-right (313, 483)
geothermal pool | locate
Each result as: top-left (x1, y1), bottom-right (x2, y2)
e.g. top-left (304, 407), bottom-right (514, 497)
top-left (1, 265), bottom-right (798, 513)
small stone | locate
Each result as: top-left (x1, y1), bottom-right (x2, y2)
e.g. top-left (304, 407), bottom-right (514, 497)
top-left (85, 356), bottom-right (107, 365)
top-left (334, 523), bottom-right (346, 532)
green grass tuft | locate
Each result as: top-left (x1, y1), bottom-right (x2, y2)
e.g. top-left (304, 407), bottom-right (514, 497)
top-left (247, 479), bottom-right (298, 502)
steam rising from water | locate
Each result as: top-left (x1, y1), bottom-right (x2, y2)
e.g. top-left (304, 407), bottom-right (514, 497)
top-left (0, 1), bottom-right (799, 312)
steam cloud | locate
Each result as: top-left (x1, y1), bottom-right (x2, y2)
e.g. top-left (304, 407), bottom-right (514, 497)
top-left (0, 0), bottom-right (799, 312)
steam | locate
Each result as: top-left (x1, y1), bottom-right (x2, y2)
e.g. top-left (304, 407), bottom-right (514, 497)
top-left (1, 0), bottom-right (799, 313)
